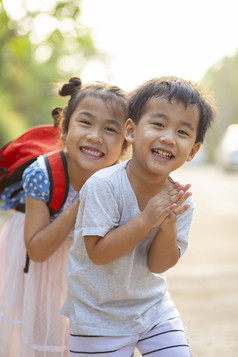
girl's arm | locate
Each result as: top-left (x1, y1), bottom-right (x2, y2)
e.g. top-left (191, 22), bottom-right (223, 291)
top-left (24, 195), bottom-right (79, 262)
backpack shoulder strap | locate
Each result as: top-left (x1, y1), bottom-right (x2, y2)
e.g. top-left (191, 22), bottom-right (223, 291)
top-left (44, 150), bottom-right (69, 215)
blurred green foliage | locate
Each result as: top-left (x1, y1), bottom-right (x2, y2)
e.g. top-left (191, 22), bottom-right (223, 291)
top-left (0, 0), bottom-right (97, 146)
top-left (201, 50), bottom-right (238, 160)
top-left (1, 0), bottom-right (238, 163)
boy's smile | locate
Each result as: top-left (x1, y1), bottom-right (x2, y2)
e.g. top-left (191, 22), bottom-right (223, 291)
top-left (126, 98), bottom-right (201, 180)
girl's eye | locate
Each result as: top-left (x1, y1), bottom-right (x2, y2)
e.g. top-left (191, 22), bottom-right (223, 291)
top-left (80, 120), bottom-right (91, 126)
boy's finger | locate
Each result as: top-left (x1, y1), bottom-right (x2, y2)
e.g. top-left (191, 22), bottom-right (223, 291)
top-left (174, 203), bottom-right (191, 215)
top-left (182, 183), bottom-right (191, 192)
top-left (176, 191), bottom-right (192, 206)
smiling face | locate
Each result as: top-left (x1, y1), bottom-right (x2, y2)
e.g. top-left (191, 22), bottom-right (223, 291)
top-left (125, 97), bottom-right (201, 179)
top-left (64, 95), bottom-right (126, 184)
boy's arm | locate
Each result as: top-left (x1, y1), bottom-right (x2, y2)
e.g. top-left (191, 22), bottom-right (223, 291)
top-left (147, 213), bottom-right (179, 274)
top-left (84, 186), bottom-right (183, 265)
top-left (147, 197), bottom-right (193, 274)
top-left (85, 213), bottom-right (153, 265)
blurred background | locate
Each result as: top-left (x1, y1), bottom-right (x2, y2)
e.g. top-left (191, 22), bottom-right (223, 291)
top-left (0, 0), bottom-right (237, 356)
top-left (1, 0), bottom-right (238, 163)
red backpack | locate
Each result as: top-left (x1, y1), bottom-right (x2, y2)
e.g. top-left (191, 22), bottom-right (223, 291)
top-left (0, 124), bottom-right (69, 215)
top-left (0, 124), bottom-right (70, 273)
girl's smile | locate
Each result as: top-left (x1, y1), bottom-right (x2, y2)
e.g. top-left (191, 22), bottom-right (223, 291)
top-left (79, 146), bottom-right (105, 159)
top-left (64, 96), bottom-right (126, 189)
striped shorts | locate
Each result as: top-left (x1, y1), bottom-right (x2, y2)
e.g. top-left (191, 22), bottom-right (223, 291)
top-left (69, 307), bottom-right (193, 356)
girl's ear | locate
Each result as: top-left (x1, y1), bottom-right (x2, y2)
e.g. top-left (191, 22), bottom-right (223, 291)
top-left (187, 142), bottom-right (201, 162)
top-left (124, 119), bottom-right (136, 144)
top-left (61, 119), bottom-right (67, 141)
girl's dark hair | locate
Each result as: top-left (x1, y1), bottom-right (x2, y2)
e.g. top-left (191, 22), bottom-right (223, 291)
top-left (51, 107), bottom-right (63, 127)
top-left (52, 77), bottom-right (129, 152)
top-left (58, 77), bottom-right (127, 132)
top-left (127, 76), bottom-right (216, 143)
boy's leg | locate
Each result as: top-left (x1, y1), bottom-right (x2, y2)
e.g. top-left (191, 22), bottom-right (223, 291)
top-left (70, 333), bottom-right (136, 357)
top-left (136, 307), bottom-right (193, 357)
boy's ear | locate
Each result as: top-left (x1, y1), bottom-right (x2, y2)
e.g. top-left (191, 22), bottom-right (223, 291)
top-left (124, 119), bottom-right (136, 144)
top-left (187, 142), bottom-right (201, 162)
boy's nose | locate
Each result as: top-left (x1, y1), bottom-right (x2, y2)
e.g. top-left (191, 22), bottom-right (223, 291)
top-left (159, 133), bottom-right (176, 146)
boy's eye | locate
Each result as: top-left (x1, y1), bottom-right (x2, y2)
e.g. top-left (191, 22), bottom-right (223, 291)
top-left (178, 129), bottom-right (189, 136)
top-left (105, 127), bottom-right (117, 133)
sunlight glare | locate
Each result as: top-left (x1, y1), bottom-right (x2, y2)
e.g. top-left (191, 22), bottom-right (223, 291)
top-left (57, 54), bottom-right (86, 74)
top-left (29, 14), bottom-right (57, 44)
top-left (80, 0), bottom-right (238, 91)
top-left (3, 0), bottom-right (26, 20)
top-left (25, 0), bottom-right (56, 13)
top-left (34, 44), bottom-right (53, 63)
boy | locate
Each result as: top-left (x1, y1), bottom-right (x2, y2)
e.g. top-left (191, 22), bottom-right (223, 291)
top-left (62, 77), bottom-right (215, 356)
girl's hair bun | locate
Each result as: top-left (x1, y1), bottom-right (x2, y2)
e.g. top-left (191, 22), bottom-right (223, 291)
top-left (59, 77), bottom-right (82, 97)
top-left (51, 107), bottom-right (63, 127)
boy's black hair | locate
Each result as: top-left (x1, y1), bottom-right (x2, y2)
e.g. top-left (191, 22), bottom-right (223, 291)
top-left (127, 76), bottom-right (216, 143)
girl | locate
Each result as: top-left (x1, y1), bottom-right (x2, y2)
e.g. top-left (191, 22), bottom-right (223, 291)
top-left (0, 77), bottom-right (128, 357)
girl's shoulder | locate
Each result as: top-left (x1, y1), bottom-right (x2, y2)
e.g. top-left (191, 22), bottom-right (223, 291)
top-left (23, 155), bottom-right (79, 210)
top-left (22, 155), bottom-right (50, 202)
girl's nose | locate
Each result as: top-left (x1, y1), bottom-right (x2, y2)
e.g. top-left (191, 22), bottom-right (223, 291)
top-left (87, 129), bottom-right (103, 144)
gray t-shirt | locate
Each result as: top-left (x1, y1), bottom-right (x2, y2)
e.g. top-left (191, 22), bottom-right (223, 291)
top-left (61, 161), bottom-right (194, 336)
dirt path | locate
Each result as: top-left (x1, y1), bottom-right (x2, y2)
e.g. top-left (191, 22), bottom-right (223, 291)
top-left (136, 164), bottom-right (238, 356)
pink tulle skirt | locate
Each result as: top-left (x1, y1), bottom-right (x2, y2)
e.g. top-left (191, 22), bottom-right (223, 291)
top-left (0, 212), bottom-right (71, 357)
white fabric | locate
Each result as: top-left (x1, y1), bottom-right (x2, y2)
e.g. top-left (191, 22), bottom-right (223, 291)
top-left (0, 154), bottom-right (79, 357)
top-left (62, 161), bottom-right (194, 337)
top-left (0, 212), bottom-right (71, 357)
top-left (69, 307), bottom-right (192, 357)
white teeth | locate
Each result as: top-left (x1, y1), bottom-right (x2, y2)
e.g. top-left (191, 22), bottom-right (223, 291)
top-left (153, 149), bottom-right (172, 158)
top-left (81, 148), bottom-right (103, 157)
